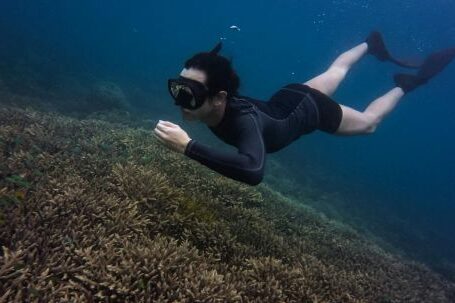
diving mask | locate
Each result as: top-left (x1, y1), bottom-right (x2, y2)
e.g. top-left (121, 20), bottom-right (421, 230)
top-left (168, 77), bottom-right (209, 110)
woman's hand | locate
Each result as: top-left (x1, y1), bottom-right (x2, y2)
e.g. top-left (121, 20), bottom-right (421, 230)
top-left (153, 120), bottom-right (191, 154)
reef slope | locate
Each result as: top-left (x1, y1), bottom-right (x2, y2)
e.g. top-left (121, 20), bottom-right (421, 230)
top-left (1, 107), bottom-right (454, 302)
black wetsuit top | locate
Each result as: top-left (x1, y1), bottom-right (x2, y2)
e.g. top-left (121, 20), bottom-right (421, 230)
top-left (184, 84), bottom-right (333, 186)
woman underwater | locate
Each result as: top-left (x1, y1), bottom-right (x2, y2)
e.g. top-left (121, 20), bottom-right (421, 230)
top-left (154, 32), bottom-right (455, 185)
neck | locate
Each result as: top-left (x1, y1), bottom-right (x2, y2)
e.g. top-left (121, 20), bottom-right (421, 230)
top-left (204, 101), bottom-right (227, 127)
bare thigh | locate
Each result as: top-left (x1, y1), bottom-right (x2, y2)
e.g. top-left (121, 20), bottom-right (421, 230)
top-left (304, 67), bottom-right (347, 97)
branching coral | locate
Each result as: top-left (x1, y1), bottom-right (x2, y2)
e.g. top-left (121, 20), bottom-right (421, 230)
top-left (0, 107), bottom-right (454, 303)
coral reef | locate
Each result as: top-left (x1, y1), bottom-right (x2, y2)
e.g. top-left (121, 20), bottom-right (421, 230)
top-left (1, 106), bottom-right (455, 302)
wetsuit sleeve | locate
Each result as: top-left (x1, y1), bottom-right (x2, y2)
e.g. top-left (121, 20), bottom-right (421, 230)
top-left (184, 114), bottom-right (265, 186)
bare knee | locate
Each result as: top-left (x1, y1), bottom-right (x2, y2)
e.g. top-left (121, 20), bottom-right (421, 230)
top-left (336, 107), bottom-right (380, 135)
top-left (363, 113), bottom-right (380, 134)
top-left (364, 124), bottom-right (377, 134)
top-left (330, 54), bottom-right (352, 72)
top-left (327, 66), bottom-right (348, 82)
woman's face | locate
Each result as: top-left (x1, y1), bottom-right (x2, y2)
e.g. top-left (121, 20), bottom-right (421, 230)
top-left (178, 68), bottom-right (214, 121)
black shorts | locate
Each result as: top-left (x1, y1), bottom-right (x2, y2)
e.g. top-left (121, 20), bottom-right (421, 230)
top-left (268, 83), bottom-right (343, 134)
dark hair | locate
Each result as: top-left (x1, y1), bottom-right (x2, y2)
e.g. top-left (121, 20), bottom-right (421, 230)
top-left (184, 42), bottom-right (240, 98)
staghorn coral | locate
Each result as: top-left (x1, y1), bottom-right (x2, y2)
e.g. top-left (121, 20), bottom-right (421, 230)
top-left (0, 106), bottom-right (454, 302)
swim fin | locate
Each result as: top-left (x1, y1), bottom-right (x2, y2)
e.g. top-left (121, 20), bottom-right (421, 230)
top-left (366, 31), bottom-right (422, 69)
top-left (394, 47), bottom-right (455, 93)
top-left (417, 47), bottom-right (455, 79)
top-left (366, 31), bottom-right (391, 61)
top-left (394, 74), bottom-right (427, 93)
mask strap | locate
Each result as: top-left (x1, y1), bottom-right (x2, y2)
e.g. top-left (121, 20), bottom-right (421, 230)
top-left (209, 42), bottom-right (222, 55)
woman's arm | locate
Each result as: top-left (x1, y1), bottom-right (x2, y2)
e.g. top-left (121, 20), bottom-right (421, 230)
top-left (185, 114), bottom-right (265, 185)
top-left (154, 115), bottom-right (266, 186)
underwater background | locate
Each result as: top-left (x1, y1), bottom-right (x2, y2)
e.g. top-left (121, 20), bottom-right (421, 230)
top-left (1, 0), bottom-right (455, 301)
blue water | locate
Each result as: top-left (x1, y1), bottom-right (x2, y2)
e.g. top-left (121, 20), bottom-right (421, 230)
top-left (1, 0), bottom-right (454, 276)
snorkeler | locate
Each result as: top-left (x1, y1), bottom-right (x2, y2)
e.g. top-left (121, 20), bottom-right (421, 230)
top-left (154, 32), bottom-right (455, 185)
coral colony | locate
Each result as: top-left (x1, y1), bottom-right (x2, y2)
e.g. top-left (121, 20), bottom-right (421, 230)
top-left (1, 107), bottom-right (454, 302)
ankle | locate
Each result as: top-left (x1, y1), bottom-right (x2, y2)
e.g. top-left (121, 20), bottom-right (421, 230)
top-left (394, 74), bottom-right (427, 93)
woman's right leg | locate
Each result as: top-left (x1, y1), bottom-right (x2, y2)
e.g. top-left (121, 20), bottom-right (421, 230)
top-left (334, 46), bottom-right (455, 135)
top-left (334, 87), bottom-right (405, 135)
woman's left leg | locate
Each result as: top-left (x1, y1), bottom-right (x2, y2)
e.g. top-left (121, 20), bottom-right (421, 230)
top-left (334, 87), bottom-right (405, 135)
top-left (305, 43), bottom-right (368, 97)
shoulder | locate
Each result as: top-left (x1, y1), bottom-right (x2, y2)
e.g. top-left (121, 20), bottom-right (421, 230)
top-left (214, 96), bottom-right (263, 133)
top-left (228, 98), bottom-right (263, 134)
top-left (228, 96), bottom-right (257, 115)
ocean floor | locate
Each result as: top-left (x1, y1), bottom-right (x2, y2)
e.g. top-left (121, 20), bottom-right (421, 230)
top-left (1, 104), bottom-right (455, 302)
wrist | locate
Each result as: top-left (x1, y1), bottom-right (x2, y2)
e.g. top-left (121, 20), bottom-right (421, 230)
top-left (181, 138), bottom-right (192, 154)
top-left (183, 139), bottom-right (194, 155)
